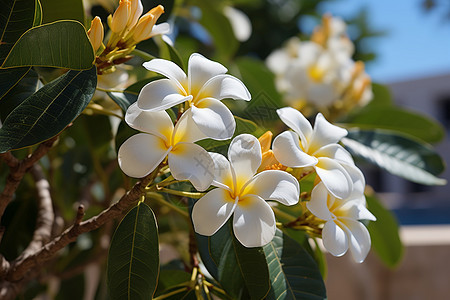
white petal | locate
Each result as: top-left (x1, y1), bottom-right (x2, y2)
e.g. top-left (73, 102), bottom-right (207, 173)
top-left (233, 195), bottom-right (276, 247)
top-left (191, 98), bottom-right (235, 140)
top-left (125, 103), bottom-right (173, 142)
top-left (137, 78), bottom-right (192, 111)
top-left (199, 74), bottom-right (251, 102)
top-left (188, 53), bottom-right (227, 92)
top-left (172, 109), bottom-right (208, 144)
top-left (192, 188), bottom-right (236, 236)
top-left (322, 220), bottom-right (348, 257)
top-left (341, 219), bottom-right (371, 263)
top-left (315, 157), bottom-right (352, 199)
top-left (228, 134), bottom-right (261, 189)
top-left (209, 152), bottom-right (234, 191)
top-left (118, 133), bottom-right (170, 178)
top-left (342, 164), bottom-right (366, 198)
top-left (266, 49), bottom-right (291, 75)
top-left (243, 170), bottom-right (299, 206)
top-left (168, 143), bottom-right (214, 191)
top-left (143, 59), bottom-right (187, 88)
top-left (308, 113), bottom-right (347, 153)
top-left (272, 131), bottom-right (318, 168)
top-left (276, 107), bottom-right (313, 142)
top-left (313, 144), bottom-right (354, 165)
top-left (223, 6), bottom-right (252, 42)
top-left (148, 23), bottom-right (171, 38)
top-left (307, 182), bottom-right (333, 221)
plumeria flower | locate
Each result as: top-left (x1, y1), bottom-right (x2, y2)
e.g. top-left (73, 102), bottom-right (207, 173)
top-left (273, 107), bottom-right (362, 199)
top-left (118, 104), bottom-right (214, 191)
top-left (307, 177), bottom-right (376, 263)
top-left (137, 53), bottom-right (251, 140)
top-left (191, 134), bottom-right (300, 247)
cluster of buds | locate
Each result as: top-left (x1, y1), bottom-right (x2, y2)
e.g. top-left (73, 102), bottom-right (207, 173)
top-left (266, 14), bottom-right (372, 121)
top-left (87, 0), bottom-right (170, 75)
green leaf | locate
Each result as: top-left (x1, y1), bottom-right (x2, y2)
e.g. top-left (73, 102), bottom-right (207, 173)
top-left (107, 202), bottom-right (160, 300)
top-left (40, 0), bottom-right (85, 24)
top-left (0, 68), bottom-right (39, 122)
top-left (190, 0), bottom-right (239, 60)
top-left (107, 91), bottom-right (138, 112)
top-left (1, 20), bottom-right (95, 70)
top-left (366, 195), bottom-right (404, 268)
top-left (157, 36), bottom-right (185, 71)
top-left (0, 67), bottom-right (31, 101)
top-left (0, 0), bottom-right (36, 64)
top-left (367, 83), bottom-right (392, 107)
top-left (344, 106), bottom-right (445, 144)
top-left (264, 229), bottom-right (326, 300)
top-left (0, 66), bottom-right (97, 153)
top-left (33, 0), bottom-right (42, 26)
top-left (342, 129), bottom-right (447, 186)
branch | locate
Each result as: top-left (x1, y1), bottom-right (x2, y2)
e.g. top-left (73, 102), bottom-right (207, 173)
top-left (6, 170), bottom-right (158, 282)
top-left (17, 164), bottom-right (55, 259)
top-left (0, 136), bottom-right (58, 218)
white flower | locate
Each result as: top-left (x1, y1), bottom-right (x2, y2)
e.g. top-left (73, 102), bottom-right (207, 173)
top-left (223, 6), bottom-right (252, 42)
top-left (307, 180), bottom-right (376, 263)
top-left (191, 134), bottom-right (300, 247)
top-left (118, 104), bottom-right (214, 191)
top-left (137, 53), bottom-right (251, 140)
top-left (273, 107), bottom-right (362, 199)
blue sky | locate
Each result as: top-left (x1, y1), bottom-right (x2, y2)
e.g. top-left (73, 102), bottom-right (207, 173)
top-left (318, 0), bottom-right (450, 83)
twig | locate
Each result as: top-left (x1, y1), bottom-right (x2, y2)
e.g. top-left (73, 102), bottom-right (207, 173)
top-left (17, 164), bottom-right (55, 260)
top-left (0, 136), bottom-right (58, 218)
top-left (6, 169), bottom-right (158, 282)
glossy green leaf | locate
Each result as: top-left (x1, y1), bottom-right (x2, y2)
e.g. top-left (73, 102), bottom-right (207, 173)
top-left (0, 66), bottom-right (96, 152)
top-left (158, 36), bottom-right (185, 71)
top-left (33, 0), bottom-right (42, 26)
top-left (0, 67), bottom-right (31, 101)
top-left (107, 91), bottom-right (138, 112)
top-left (40, 0), bottom-right (85, 24)
top-left (344, 106), bottom-right (445, 144)
top-left (264, 229), bottom-right (326, 300)
top-left (1, 20), bottom-right (95, 70)
top-left (0, 0), bottom-right (36, 64)
top-left (366, 195), bottom-right (404, 268)
top-left (366, 83), bottom-right (392, 107)
top-left (107, 202), bottom-right (160, 300)
top-left (0, 68), bottom-right (39, 122)
top-left (342, 129), bottom-right (447, 185)
top-left (190, 0), bottom-right (238, 60)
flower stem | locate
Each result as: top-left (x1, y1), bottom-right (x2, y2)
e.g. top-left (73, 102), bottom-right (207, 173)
top-left (146, 192), bottom-right (189, 218)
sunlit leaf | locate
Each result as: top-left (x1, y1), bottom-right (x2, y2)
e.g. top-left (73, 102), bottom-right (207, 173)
top-left (342, 129), bottom-right (446, 185)
top-left (366, 195), bottom-right (404, 268)
top-left (0, 0), bottom-right (36, 64)
top-left (344, 106), bottom-right (445, 144)
top-left (1, 20), bottom-right (95, 70)
top-left (264, 229), bottom-right (326, 300)
top-left (0, 66), bottom-right (96, 152)
top-left (40, 0), bottom-right (85, 24)
top-left (107, 202), bottom-right (160, 300)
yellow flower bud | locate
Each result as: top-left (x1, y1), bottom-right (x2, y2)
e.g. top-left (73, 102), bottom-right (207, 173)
top-left (110, 0), bottom-right (130, 33)
top-left (87, 16), bottom-right (104, 52)
top-left (132, 5), bottom-right (164, 42)
top-left (127, 0), bottom-right (144, 28)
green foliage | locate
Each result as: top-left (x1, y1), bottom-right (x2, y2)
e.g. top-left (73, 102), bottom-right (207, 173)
top-left (0, 0), bottom-right (37, 64)
top-left (0, 66), bottom-right (96, 152)
top-left (341, 129), bottom-right (446, 185)
top-left (366, 195), bottom-right (404, 268)
top-left (107, 202), bottom-right (160, 300)
top-left (264, 229), bottom-right (327, 300)
top-left (1, 21), bottom-right (95, 70)
top-left (40, 0), bottom-right (85, 24)
top-left (0, 67), bottom-right (32, 102)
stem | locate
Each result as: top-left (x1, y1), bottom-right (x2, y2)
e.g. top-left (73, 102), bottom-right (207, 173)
top-left (157, 187), bottom-right (205, 199)
top-left (272, 207), bottom-right (297, 222)
top-left (146, 192), bottom-right (189, 218)
top-left (131, 48), bottom-right (156, 61)
top-left (85, 103), bottom-right (123, 119)
top-left (153, 287), bottom-right (189, 300)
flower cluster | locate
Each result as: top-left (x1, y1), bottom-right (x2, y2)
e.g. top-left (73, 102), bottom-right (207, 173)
top-left (266, 15), bottom-right (372, 120)
top-left (87, 0), bottom-right (170, 74)
top-left (118, 53), bottom-right (375, 261)
top-left (271, 107), bottom-right (376, 262)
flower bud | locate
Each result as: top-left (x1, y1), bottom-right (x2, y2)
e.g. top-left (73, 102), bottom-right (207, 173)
top-left (87, 16), bottom-right (104, 52)
top-left (127, 0), bottom-right (143, 28)
top-left (110, 0), bottom-right (130, 33)
top-left (132, 5), bottom-right (164, 42)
